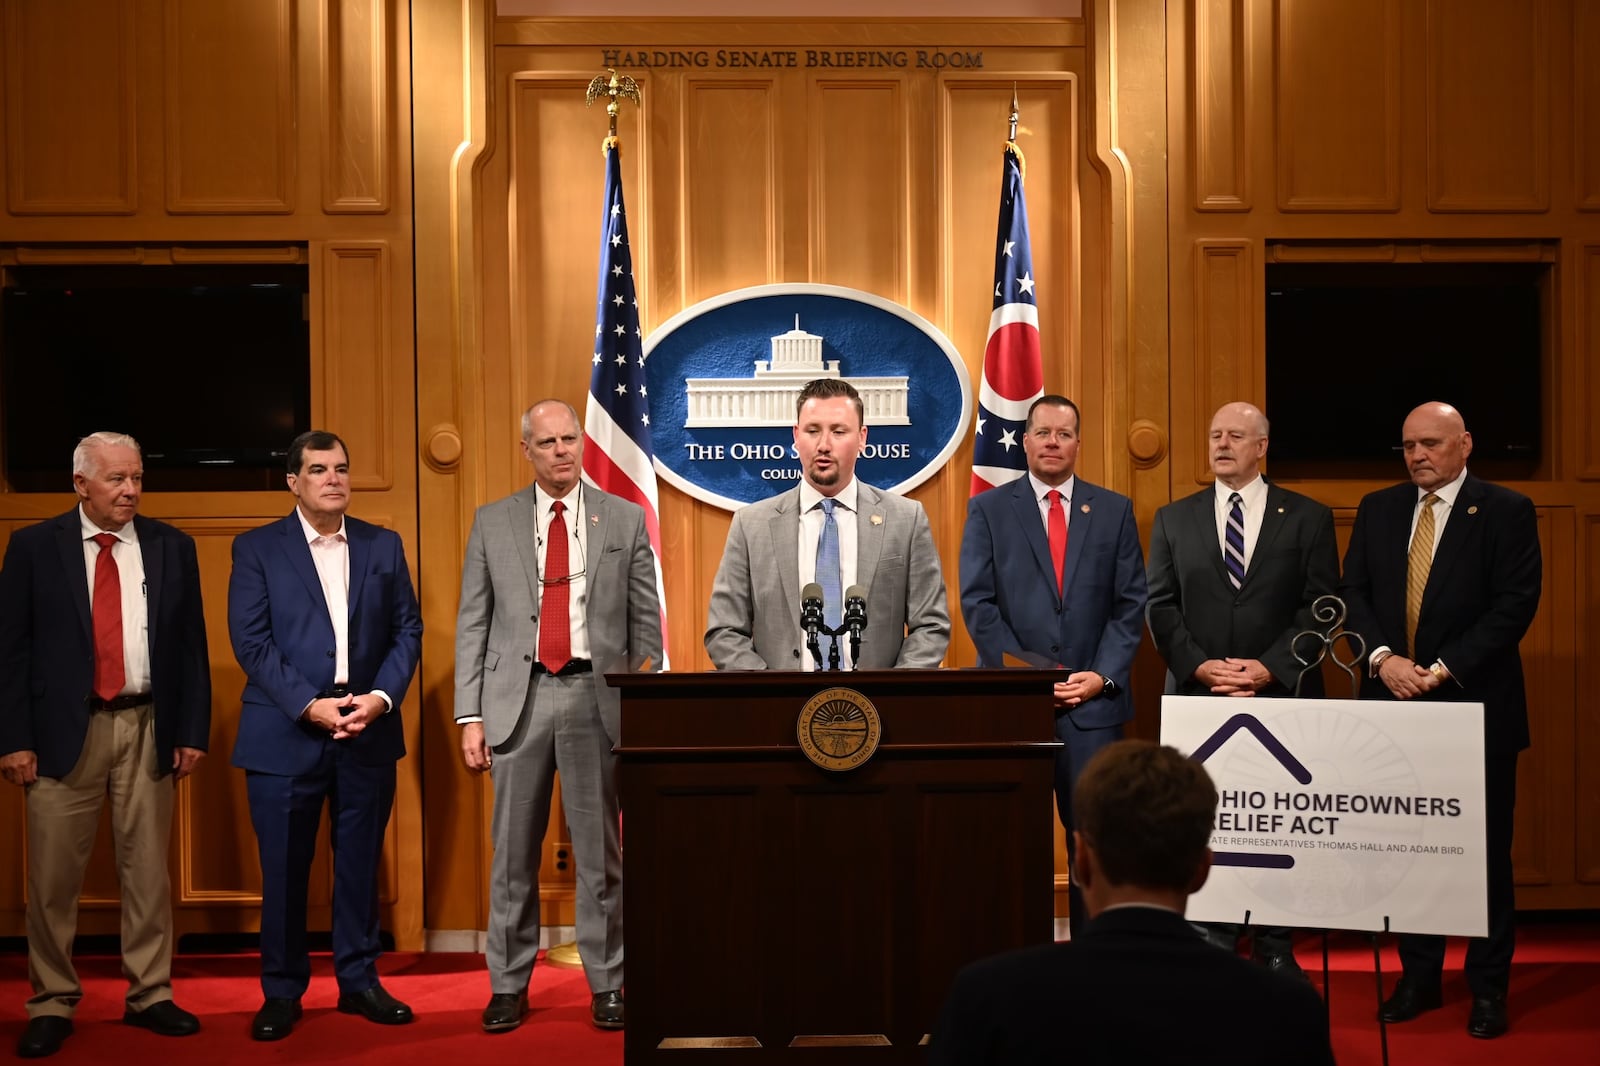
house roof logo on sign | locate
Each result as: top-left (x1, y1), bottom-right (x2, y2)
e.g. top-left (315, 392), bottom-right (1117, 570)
top-left (645, 284), bottom-right (973, 511)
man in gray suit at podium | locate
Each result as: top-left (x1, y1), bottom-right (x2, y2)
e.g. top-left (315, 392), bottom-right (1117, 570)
top-left (705, 378), bottom-right (949, 670)
top-left (454, 399), bottom-right (661, 1034)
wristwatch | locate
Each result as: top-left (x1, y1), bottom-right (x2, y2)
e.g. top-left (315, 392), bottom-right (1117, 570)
top-left (1099, 675), bottom-right (1118, 698)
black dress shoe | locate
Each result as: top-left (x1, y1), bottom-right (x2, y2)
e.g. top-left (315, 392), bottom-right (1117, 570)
top-left (16, 1016), bottom-right (72, 1058)
top-left (1467, 995), bottom-right (1509, 1039)
top-left (591, 989), bottom-right (624, 1030)
top-left (124, 999), bottom-right (201, 1036)
top-left (481, 991), bottom-right (529, 1033)
top-left (1378, 976), bottom-right (1442, 1023)
top-left (1256, 951), bottom-right (1309, 982)
top-left (251, 998), bottom-right (302, 1041)
top-left (338, 984), bottom-right (414, 1025)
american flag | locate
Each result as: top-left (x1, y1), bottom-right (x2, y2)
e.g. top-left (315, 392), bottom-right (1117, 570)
top-left (583, 142), bottom-right (670, 663)
top-left (970, 143), bottom-right (1043, 495)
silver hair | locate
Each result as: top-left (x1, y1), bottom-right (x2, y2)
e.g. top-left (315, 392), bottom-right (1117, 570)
top-left (72, 432), bottom-right (142, 478)
top-left (520, 399), bottom-right (581, 441)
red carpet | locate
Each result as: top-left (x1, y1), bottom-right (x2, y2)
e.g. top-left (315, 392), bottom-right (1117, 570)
top-left (1, 924), bottom-right (1596, 1063)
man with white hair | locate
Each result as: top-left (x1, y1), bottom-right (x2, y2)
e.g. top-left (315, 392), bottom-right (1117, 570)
top-left (0, 432), bottom-right (212, 1058)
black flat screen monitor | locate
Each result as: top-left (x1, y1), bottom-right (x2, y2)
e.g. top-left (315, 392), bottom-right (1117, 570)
top-left (1265, 262), bottom-right (1542, 469)
top-left (1, 263), bottom-right (311, 491)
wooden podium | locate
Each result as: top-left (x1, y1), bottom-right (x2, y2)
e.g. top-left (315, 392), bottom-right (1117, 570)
top-left (611, 668), bottom-right (1062, 1063)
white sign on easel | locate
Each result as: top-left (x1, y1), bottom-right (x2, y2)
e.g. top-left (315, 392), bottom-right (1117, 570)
top-left (1160, 696), bottom-right (1486, 938)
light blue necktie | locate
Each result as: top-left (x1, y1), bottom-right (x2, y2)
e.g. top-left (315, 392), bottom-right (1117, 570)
top-left (816, 499), bottom-right (842, 652)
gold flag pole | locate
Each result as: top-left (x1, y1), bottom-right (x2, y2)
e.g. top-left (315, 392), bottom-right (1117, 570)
top-left (545, 69), bottom-right (645, 975)
top-left (1006, 83), bottom-right (1026, 183)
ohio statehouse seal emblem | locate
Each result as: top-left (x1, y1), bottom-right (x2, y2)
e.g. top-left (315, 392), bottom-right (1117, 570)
top-left (797, 688), bottom-right (882, 772)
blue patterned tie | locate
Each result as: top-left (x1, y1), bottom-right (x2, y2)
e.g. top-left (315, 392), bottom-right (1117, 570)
top-left (816, 498), bottom-right (843, 646)
top-left (1224, 492), bottom-right (1246, 589)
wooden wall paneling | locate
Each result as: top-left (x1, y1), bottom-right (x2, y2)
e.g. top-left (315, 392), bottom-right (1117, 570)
top-left (1189, 0), bottom-right (1249, 211)
top-left (809, 76), bottom-right (908, 299)
top-left (682, 74), bottom-right (781, 300)
top-left (1578, 0), bottom-right (1600, 210)
top-left (1510, 507), bottom-right (1576, 889)
top-left (1273, 0), bottom-right (1400, 212)
top-left (317, 241), bottom-right (393, 490)
top-left (1189, 238), bottom-right (1255, 485)
top-left (1424, 0), bottom-right (1550, 212)
top-left (1581, 244), bottom-right (1600, 479)
top-left (320, 0), bottom-right (392, 213)
top-left (2, 0), bottom-right (137, 215)
top-left (163, 0), bottom-right (296, 214)
top-left (1581, 512), bottom-right (1600, 884)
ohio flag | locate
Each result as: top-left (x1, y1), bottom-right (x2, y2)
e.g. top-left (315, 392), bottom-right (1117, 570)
top-left (583, 142), bottom-right (670, 663)
top-left (970, 143), bottom-right (1044, 495)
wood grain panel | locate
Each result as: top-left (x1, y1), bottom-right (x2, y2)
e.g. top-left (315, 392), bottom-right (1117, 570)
top-left (1582, 245), bottom-right (1600, 480)
top-left (811, 78), bottom-right (906, 297)
top-left (1580, 0), bottom-right (1600, 211)
top-left (163, 0), bottom-right (296, 213)
top-left (1274, 0), bottom-right (1399, 212)
top-left (3, 0), bottom-right (137, 214)
top-left (1582, 513), bottom-right (1600, 883)
top-left (321, 0), bottom-right (392, 213)
top-left (683, 76), bottom-right (778, 299)
top-left (1191, 239), bottom-right (1254, 484)
top-left (317, 242), bottom-right (394, 491)
top-left (1189, 0), bottom-right (1249, 211)
top-left (1425, 0), bottom-right (1550, 212)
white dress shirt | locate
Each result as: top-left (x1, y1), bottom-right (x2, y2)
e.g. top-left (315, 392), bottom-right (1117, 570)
top-left (1027, 471), bottom-right (1077, 537)
top-left (296, 507), bottom-right (392, 713)
top-left (1214, 474), bottom-right (1268, 574)
top-left (1368, 466), bottom-right (1469, 675)
top-left (798, 477), bottom-right (860, 671)
top-left (80, 507), bottom-right (150, 696)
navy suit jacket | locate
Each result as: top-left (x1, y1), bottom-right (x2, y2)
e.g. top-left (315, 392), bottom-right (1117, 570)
top-left (0, 509), bottom-right (211, 780)
top-left (929, 906), bottom-right (1336, 1066)
top-left (959, 477), bottom-right (1146, 729)
top-left (1339, 474), bottom-right (1540, 754)
top-left (227, 511), bottom-right (421, 777)
top-left (1146, 483), bottom-right (1339, 696)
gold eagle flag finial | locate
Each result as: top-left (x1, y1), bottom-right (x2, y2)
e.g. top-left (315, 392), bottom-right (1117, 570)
top-left (586, 69), bottom-right (642, 154)
top-left (1005, 83), bottom-right (1026, 184)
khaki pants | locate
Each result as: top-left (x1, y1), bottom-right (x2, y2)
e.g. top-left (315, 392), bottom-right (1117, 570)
top-left (25, 704), bottom-right (175, 1018)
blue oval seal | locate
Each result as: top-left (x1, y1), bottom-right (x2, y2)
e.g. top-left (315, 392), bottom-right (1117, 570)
top-left (646, 284), bottom-right (972, 511)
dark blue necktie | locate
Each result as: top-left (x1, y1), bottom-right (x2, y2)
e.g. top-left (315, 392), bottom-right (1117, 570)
top-left (1224, 492), bottom-right (1246, 589)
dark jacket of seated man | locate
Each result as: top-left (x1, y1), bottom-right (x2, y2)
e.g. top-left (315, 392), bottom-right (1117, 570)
top-left (929, 740), bottom-right (1336, 1066)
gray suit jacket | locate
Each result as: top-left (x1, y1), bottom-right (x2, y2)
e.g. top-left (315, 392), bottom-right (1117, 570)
top-left (454, 483), bottom-right (661, 746)
top-left (704, 482), bottom-right (950, 670)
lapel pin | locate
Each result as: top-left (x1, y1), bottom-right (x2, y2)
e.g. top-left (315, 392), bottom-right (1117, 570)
top-left (1277, 506), bottom-right (1285, 513)
top-left (870, 514), bottom-right (883, 525)
top-left (590, 514), bottom-right (600, 525)
top-left (1080, 503), bottom-right (1090, 514)
top-left (1467, 505), bottom-right (1478, 515)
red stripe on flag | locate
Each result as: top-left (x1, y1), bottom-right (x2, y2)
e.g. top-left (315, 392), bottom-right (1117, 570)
top-left (583, 435), bottom-right (664, 552)
top-left (982, 322), bottom-right (1044, 401)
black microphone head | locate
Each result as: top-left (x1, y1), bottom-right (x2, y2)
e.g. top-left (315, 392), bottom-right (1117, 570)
top-left (801, 582), bottom-right (824, 605)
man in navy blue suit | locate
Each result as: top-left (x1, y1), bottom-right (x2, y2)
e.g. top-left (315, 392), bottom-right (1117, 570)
top-left (228, 430), bottom-right (422, 1041)
top-left (1, 432), bottom-right (211, 1059)
top-left (959, 394), bottom-right (1147, 936)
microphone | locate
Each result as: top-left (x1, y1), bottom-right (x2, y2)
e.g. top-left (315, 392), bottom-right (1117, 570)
top-left (800, 582), bottom-right (825, 669)
top-left (843, 584), bottom-right (868, 667)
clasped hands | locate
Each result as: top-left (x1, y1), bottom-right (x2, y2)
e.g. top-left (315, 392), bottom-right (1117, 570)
top-left (1193, 658), bottom-right (1274, 696)
top-left (1376, 653), bottom-right (1445, 699)
top-left (304, 693), bottom-right (385, 740)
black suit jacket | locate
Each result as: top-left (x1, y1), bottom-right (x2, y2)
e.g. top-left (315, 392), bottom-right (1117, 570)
top-left (929, 906), bottom-right (1336, 1066)
top-left (0, 509), bottom-right (211, 779)
top-left (1146, 483), bottom-right (1339, 696)
top-left (1338, 474), bottom-right (1540, 753)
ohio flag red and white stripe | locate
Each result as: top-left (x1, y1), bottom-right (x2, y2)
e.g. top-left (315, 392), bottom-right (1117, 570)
top-left (970, 143), bottom-right (1044, 496)
top-left (583, 142), bottom-right (670, 663)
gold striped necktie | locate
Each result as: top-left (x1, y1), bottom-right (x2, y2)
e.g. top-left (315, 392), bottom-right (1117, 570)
top-left (1405, 493), bottom-right (1439, 658)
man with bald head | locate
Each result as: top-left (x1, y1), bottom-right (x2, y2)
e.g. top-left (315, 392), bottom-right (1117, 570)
top-left (1340, 401), bottom-right (1541, 1039)
top-left (1145, 401), bottom-right (1338, 976)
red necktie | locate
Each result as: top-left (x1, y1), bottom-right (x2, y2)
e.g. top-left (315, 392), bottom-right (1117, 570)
top-left (1047, 490), bottom-right (1067, 596)
top-left (91, 532), bottom-right (126, 700)
top-left (539, 501), bottom-right (571, 674)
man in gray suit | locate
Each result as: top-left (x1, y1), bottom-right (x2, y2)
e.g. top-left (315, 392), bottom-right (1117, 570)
top-left (1145, 400), bottom-right (1339, 978)
top-left (705, 378), bottom-right (949, 670)
top-left (454, 399), bottom-right (661, 1034)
